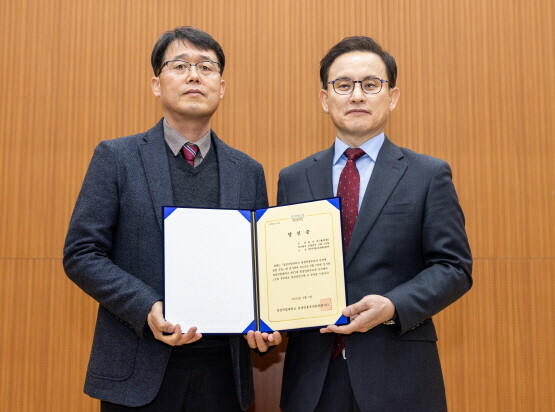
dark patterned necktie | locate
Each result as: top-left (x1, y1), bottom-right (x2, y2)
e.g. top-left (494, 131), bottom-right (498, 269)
top-left (181, 143), bottom-right (199, 167)
top-left (332, 147), bottom-right (365, 360)
top-left (337, 148), bottom-right (366, 251)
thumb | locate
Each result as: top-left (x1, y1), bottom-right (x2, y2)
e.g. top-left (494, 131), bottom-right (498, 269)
top-left (159, 319), bottom-right (175, 334)
top-left (149, 301), bottom-right (175, 333)
top-left (343, 299), bottom-right (367, 317)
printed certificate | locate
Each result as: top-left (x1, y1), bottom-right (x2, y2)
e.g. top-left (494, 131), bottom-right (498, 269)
top-left (163, 198), bottom-right (347, 334)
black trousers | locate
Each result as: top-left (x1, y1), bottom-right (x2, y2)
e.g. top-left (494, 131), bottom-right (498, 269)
top-left (314, 356), bottom-right (361, 412)
top-left (101, 344), bottom-right (241, 412)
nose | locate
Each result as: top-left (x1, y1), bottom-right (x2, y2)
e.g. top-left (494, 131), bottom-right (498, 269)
top-left (185, 65), bottom-right (201, 82)
top-left (350, 82), bottom-right (366, 102)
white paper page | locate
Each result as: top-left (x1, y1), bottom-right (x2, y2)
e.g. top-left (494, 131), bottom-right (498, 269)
top-left (164, 208), bottom-right (255, 334)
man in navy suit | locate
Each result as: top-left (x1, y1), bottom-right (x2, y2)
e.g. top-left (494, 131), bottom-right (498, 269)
top-left (64, 26), bottom-right (280, 411)
top-left (278, 36), bottom-right (472, 412)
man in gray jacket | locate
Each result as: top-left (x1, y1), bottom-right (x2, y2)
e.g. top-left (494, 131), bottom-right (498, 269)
top-left (64, 26), bottom-right (280, 411)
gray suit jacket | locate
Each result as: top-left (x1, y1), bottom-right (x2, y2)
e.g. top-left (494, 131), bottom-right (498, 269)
top-left (278, 138), bottom-right (472, 412)
top-left (63, 120), bottom-right (268, 408)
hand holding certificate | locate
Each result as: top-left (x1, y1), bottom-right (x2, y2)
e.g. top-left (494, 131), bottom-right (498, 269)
top-left (164, 198), bottom-right (347, 333)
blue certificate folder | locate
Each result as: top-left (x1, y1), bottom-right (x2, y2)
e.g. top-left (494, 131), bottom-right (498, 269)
top-left (163, 198), bottom-right (348, 334)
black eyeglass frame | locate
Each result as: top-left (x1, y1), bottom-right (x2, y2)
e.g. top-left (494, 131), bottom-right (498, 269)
top-left (328, 77), bottom-right (389, 95)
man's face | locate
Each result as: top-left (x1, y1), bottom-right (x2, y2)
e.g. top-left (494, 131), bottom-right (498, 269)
top-left (320, 51), bottom-right (399, 144)
top-left (151, 40), bottom-right (226, 122)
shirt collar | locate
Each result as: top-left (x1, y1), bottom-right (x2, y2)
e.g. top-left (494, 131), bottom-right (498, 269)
top-left (163, 118), bottom-right (212, 158)
top-left (333, 133), bottom-right (385, 165)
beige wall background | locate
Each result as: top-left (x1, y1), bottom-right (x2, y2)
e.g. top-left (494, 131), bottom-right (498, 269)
top-left (1, 0), bottom-right (554, 410)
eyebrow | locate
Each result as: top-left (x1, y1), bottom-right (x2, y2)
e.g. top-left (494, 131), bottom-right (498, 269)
top-left (335, 75), bottom-right (381, 80)
top-left (171, 53), bottom-right (214, 61)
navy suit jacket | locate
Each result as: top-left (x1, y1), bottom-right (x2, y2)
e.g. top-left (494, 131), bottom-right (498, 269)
top-left (278, 138), bottom-right (472, 412)
top-left (63, 120), bottom-right (268, 408)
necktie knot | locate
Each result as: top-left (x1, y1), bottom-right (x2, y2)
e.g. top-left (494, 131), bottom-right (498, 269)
top-left (344, 147), bottom-right (365, 162)
top-left (181, 143), bottom-right (199, 167)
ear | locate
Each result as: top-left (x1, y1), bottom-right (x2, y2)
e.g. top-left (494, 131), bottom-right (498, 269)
top-left (389, 87), bottom-right (400, 111)
top-left (319, 89), bottom-right (330, 114)
top-left (151, 76), bottom-right (161, 97)
top-left (219, 79), bottom-right (226, 99)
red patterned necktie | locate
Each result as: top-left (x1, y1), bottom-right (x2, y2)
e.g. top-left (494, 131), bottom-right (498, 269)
top-left (181, 143), bottom-right (199, 167)
top-left (337, 148), bottom-right (366, 251)
top-left (332, 147), bottom-right (365, 360)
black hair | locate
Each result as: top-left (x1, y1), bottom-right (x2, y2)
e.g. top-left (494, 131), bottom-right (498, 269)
top-left (151, 26), bottom-right (225, 76)
top-left (320, 36), bottom-right (397, 88)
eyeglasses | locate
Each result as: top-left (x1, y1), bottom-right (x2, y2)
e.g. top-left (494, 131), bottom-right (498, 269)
top-left (159, 59), bottom-right (221, 77)
top-left (328, 77), bottom-right (388, 95)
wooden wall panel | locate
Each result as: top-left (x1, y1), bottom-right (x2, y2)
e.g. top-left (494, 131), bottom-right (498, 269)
top-left (1, 0), bottom-right (554, 411)
top-left (437, 260), bottom-right (555, 411)
top-left (0, 260), bottom-right (97, 410)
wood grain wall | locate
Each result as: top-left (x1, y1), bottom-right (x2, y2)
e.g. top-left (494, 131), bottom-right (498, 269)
top-left (1, 0), bottom-right (554, 410)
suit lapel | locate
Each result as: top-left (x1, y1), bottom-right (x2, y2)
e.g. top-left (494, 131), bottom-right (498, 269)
top-left (139, 121), bottom-right (174, 230)
top-left (306, 146), bottom-right (335, 200)
top-left (212, 132), bottom-right (241, 208)
top-left (345, 138), bottom-right (407, 266)
top-left (139, 126), bottom-right (241, 229)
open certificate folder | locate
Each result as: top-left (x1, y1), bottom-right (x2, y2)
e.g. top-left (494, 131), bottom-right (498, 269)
top-left (163, 198), bottom-right (348, 334)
